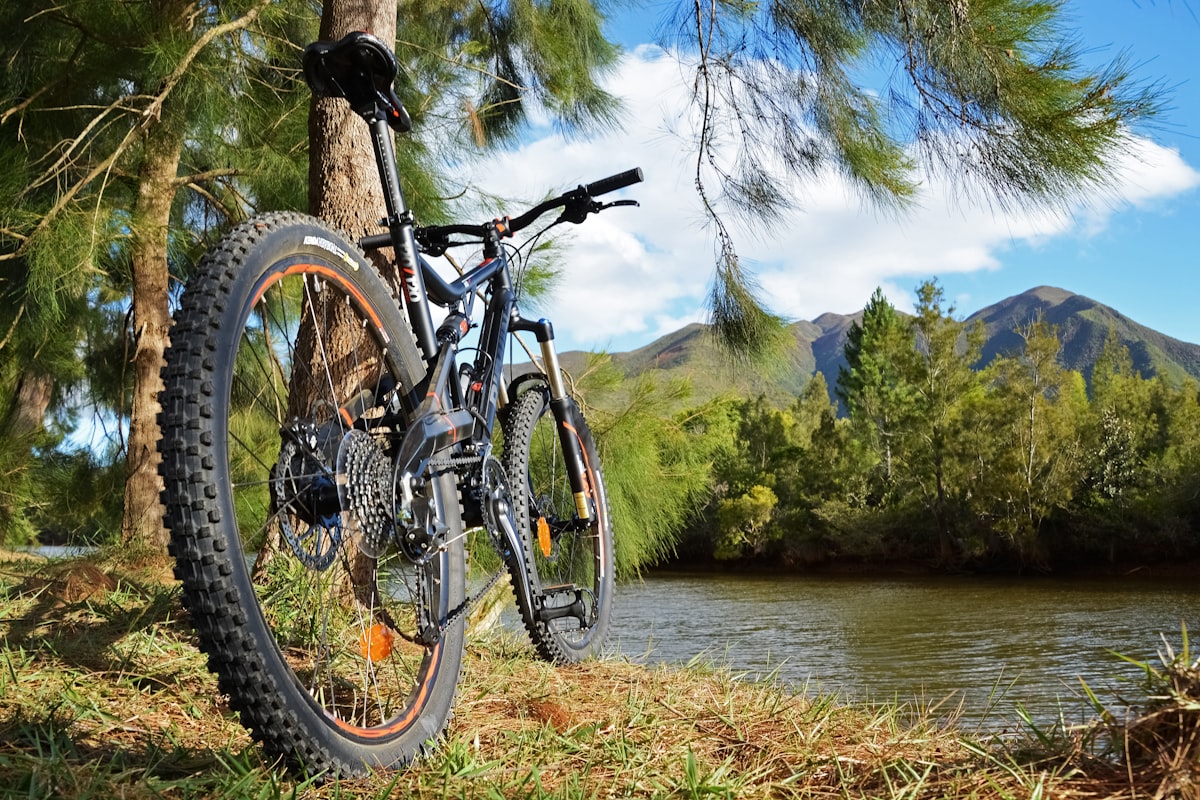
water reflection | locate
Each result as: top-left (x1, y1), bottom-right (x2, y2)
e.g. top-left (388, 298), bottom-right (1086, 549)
top-left (594, 573), bottom-right (1200, 728)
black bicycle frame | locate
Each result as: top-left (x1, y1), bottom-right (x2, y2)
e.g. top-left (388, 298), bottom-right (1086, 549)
top-left (359, 118), bottom-right (593, 546)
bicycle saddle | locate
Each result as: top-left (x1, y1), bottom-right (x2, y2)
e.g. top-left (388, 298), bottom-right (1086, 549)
top-left (303, 31), bottom-right (412, 133)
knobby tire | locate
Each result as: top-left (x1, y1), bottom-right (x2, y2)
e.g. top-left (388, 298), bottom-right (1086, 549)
top-left (501, 388), bottom-right (614, 663)
top-left (158, 212), bottom-right (465, 776)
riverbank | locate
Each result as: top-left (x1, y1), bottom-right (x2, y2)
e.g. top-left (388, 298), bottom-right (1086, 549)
top-left (0, 552), bottom-right (1192, 798)
top-left (655, 553), bottom-right (1200, 580)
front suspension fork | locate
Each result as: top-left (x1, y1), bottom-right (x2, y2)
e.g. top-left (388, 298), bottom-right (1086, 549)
top-left (512, 316), bottom-right (593, 523)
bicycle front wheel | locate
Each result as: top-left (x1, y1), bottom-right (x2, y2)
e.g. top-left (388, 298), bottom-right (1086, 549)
top-left (501, 387), bottom-right (614, 662)
top-left (159, 212), bottom-right (465, 776)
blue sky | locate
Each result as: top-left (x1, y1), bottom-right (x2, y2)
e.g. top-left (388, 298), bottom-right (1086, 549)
top-left (461, 1), bottom-right (1200, 354)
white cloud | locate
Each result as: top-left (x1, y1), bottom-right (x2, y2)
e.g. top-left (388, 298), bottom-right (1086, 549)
top-left (455, 46), bottom-right (1200, 352)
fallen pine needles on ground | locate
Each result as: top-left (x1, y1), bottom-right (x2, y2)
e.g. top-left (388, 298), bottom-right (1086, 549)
top-left (0, 551), bottom-right (1192, 799)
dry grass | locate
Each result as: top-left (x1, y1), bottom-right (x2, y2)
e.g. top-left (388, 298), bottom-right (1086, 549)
top-left (0, 551), bottom-right (1191, 799)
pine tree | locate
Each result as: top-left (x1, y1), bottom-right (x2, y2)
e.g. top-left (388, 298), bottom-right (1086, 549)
top-left (900, 280), bottom-right (985, 564)
top-left (836, 288), bottom-right (917, 499)
top-left (0, 1), bottom-right (317, 548)
top-left (1081, 328), bottom-right (1156, 526)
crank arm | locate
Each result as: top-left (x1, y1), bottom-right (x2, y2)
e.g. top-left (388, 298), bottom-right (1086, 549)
top-left (494, 494), bottom-right (542, 626)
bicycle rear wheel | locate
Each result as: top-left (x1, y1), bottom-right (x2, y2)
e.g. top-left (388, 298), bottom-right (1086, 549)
top-left (501, 386), bottom-right (614, 662)
top-left (159, 212), bottom-right (465, 776)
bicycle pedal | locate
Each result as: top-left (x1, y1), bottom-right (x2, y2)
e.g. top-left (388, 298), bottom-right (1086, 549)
top-left (536, 586), bottom-right (587, 624)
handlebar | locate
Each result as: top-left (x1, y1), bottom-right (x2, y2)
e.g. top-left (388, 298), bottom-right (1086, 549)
top-left (496, 166), bottom-right (644, 237)
top-left (358, 167), bottom-right (643, 254)
top-left (585, 168), bottom-right (644, 198)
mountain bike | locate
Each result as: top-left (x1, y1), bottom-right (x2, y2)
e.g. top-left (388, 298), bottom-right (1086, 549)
top-left (157, 31), bottom-right (639, 776)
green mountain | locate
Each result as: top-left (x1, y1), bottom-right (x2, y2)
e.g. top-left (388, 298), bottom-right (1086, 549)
top-left (554, 286), bottom-right (1200, 408)
top-left (967, 285), bottom-right (1200, 386)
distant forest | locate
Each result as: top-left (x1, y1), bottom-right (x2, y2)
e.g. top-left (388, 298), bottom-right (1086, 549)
top-left (582, 281), bottom-right (1200, 575)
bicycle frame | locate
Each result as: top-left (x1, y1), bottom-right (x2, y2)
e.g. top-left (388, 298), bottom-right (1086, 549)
top-left (154, 33), bottom-right (627, 773)
top-left (357, 116), bottom-right (591, 618)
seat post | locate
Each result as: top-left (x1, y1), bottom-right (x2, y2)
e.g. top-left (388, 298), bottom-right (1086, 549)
top-left (366, 116), bottom-right (438, 360)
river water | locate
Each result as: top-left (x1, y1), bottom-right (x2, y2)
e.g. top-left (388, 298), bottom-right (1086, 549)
top-left (592, 572), bottom-right (1200, 730)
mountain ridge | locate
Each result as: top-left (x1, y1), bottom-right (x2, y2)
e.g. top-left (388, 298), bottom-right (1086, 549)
top-left (554, 286), bottom-right (1200, 407)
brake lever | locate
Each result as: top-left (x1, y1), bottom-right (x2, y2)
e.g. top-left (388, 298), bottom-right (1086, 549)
top-left (599, 199), bottom-right (639, 211)
top-left (556, 199), bottom-right (597, 225)
top-left (557, 198), bottom-right (640, 225)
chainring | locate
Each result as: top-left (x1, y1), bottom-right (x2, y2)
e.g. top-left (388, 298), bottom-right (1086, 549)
top-left (480, 456), bottom-right (516, 553)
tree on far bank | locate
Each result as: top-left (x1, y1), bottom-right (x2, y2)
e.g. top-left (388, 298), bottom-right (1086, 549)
top-left (715, 484), bottom-right (778, 560)
top-left (897, 280), bottom-right (985, 565)
top-left (973, 317), bottom-right (1087, 564)
top-left (837, 288), bottom-right (917, 501)
top-left (1084, 330), bottom-right (1151, 507)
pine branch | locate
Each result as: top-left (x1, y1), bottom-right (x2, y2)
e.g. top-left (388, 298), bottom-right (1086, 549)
top-left (0, 126), bottom-right (137, 264)
top-left (26, 100), bottom-right (139, 194)
top-left (2, 27), bottom-right (88, 128)
top-left (139, 0), bottom-right (273, 125)
top-left (0, 0), bottom-right (273, 263)
top-left (688, 0), bottom-right (787, 360)
top-left (184, 181), bottom-right (238, 224)
top-left (173, 167), bottom-right (240, 187)
top-left (0, 304), bottom-right (25, 352)
top-left (1, 86), bottom-right (50, 126)
top-left (0, 227), bottom-right (28, 245)
top-left (394, 36), bottom-right (528, 92)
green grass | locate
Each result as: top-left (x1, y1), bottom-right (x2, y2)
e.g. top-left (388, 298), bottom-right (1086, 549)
top-left (0, 551), bottom-right (1193, 798)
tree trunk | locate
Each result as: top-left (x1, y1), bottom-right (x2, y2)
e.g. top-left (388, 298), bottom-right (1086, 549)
top-left (256, 0), bottom-right (397, 580)
top-left (121, 120), bottom-right (184, 552)
top-left (2, 371), bottom-right (54, 442)
top-left (0, 369), bottom-right (54, 544)
top-left (299, 0), bottom-right (396, 413)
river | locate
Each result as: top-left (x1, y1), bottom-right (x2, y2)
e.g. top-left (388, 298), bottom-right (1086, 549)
top-left (589, 572), bottom-right (1200, 731)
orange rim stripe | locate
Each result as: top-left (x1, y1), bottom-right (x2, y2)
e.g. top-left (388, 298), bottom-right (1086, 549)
top-left (329, 640), bottom-right (443, 738)
top-left (249, 263), bottom-right (387, 341)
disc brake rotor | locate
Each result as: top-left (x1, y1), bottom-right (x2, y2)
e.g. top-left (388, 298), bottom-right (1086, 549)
top-left (271, 433), bottom-right (344, 570)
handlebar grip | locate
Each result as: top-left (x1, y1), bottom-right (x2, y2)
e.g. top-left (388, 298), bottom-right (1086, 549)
top-left (585, 167), bottom-right (644, 197)
top-left (359, 233), bottom-right (392, 250)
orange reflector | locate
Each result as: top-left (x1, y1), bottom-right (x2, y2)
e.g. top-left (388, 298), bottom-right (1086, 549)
top-left (537, 517), bottom-right (552, 558)
top-left (359, 623), bottom-right (395, 662)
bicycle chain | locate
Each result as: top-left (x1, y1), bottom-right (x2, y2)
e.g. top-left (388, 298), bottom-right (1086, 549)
top-left (438, 564), bottom-right (509, 636)
top-left (429, 452), bottom-right (517, 638)
top-left (426, 453), bottom-right (482, 471)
